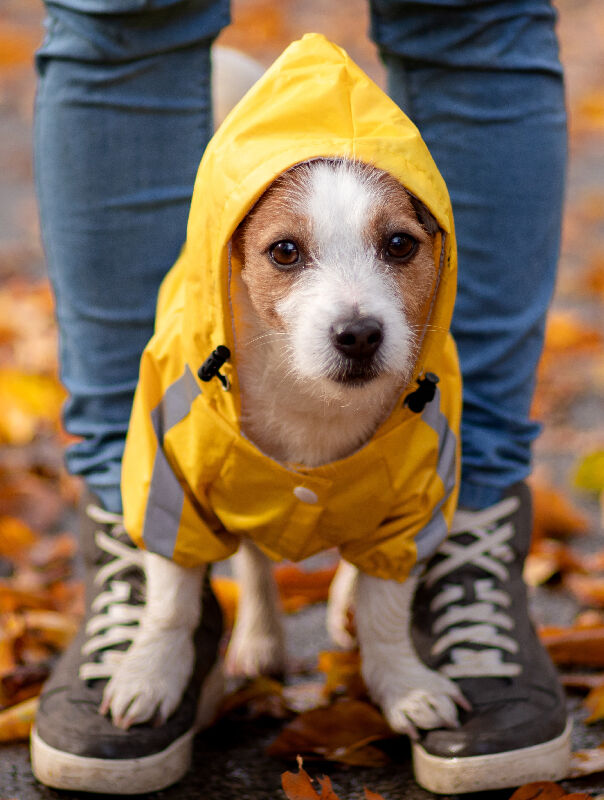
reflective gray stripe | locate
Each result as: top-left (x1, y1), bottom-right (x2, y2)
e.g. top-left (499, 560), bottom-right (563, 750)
top-left (142, 366), bottom-right (201, 558)
top-left (415, 385), bottom-right (458, 562)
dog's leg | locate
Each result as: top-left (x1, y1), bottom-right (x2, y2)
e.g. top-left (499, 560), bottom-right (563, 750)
top-left (326, 560), bottom-right (358, 649)
top-left (356, 572), bottom-right (469, 739)
top-left (101, 552), bottom-right (205, 729)
top-left (225, 540), bottom-right (285, 677)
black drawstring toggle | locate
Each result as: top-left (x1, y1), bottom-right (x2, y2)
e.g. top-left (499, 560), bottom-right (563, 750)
top-left (405, 372), bottom-right (439, 413)
top-left (198, 345), bottom-right (231, 391)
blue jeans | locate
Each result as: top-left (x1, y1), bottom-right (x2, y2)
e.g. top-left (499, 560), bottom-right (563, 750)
top-left (35, 0), bottom-right (566, 514)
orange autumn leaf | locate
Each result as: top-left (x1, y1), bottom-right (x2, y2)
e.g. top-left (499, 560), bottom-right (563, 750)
top-left (317, 650), bottom-right (366, 700)
top-left (0, 516), bottom-right (39, 558)
top-left (0, 23), bottom-right (40, 68)
top-left (543, 310), bottom-right (603, 354)
top-left (569, 744), bottom-right (604, 778)
top-left (531, 481), bottom-right (589, 541)
top-left (364, 791), bottom-right (387, 800)
top-left (0, 696), bottom-right (38, 742)
top-left (539, 624), bottom-right (604, 667)
top-left (508, 783), bottom-right (569, 800)
top-left (275, 565), bottom-right (337, 613)
top-left (282, 759), bottom-right (322, 800)
top-left (583, 682), bottom-right (604, 723)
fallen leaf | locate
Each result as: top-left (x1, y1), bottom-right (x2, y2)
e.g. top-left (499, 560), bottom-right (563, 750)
top-left (508, 783), bottom-right (568, 800)
top-left (543, 311), bottom-right (603, 354)
top-left (540, 624), bottom-right (604, 667)
top-left (531, 481), bottom-right (589, 540)
top-left (268, 699), bottom-right (394, 766)
top-left (569, 744), bottom-right (604, 778)
top-left (575, 451), bottom-right (604, 493)
top-left (0, 695), bottom-right (38, 742)
top-left (583, 682), bottom-right (604, 723)
top-left (281, 757), bottom-right (323, 800)
top-left (275, 565), bottom-right (337, 614)
top-left (317, 650), bottom-right (365, 700)
top-left (0, 368), bottom-right (65, 445)
top-left (219, 676), bottom-right (287, 719)
top-left (0, 517), bottom-right (39, 558)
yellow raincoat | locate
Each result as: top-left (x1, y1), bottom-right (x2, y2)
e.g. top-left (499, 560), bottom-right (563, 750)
top-left (121, 33), bottom-right (461, 582)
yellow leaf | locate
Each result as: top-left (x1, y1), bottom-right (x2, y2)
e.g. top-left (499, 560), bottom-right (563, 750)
top-left (0, 368), bottom-right (65, 445)
top-left (574, 451), bottom-right (604, 493)
top-left (0, 517), bottom-right (39, 557)
top-left (583, 683), bottom-right (604, 723)
top-left (0, 696), bottom-right (38, 742)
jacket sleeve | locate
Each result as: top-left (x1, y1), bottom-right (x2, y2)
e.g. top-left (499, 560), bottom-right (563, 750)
top-left (121, 345), bottom-right (239, 566)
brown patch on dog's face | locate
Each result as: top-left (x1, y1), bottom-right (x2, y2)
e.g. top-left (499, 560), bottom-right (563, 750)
top-left (233, 168), bottom-right (313, 331)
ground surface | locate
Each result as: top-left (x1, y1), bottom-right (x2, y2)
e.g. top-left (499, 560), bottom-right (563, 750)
top-left (1, 0), bottom-right (604, 798)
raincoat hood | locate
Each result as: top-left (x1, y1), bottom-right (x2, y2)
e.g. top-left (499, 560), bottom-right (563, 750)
top-left (122, 34), bottom-right (461, 581)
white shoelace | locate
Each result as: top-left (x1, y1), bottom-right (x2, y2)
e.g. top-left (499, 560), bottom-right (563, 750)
top-left (424, 496), bottom-right (522, 679)
top-left (79, 505), bottom-right (144, 681)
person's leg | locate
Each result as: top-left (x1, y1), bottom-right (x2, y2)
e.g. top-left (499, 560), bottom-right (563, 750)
top-left (369, 0), bottom-right (569, 791)
top-left (370, 0), bottom-right (567, 508)
top-left (35, 0), bottom-right (227, 513)
top-left (31, 2), bottom-right (228, 792)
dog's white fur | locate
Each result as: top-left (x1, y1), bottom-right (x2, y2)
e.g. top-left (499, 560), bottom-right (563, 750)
top-left (101, 160), bottom-right (465, 739)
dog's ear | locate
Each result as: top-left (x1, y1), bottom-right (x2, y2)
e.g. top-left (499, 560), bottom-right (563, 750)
top-left (408, 193), bottom-right (439, 237)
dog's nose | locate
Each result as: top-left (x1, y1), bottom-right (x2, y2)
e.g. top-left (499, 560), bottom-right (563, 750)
top-left (331, 317), bottom-right (383, 360)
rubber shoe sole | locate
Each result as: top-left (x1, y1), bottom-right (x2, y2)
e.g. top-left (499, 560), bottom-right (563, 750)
top-left (412, 719), bottom-right (572, 794)
top-left (30, 659), bottom-right (224, 794)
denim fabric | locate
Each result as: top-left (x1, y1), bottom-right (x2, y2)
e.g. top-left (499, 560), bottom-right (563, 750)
top-left (371, 0), bottom-right (567, 508)
top-left (35, 0), bottom-right (566, 513)
top-left (35, 1), bottom-right (228, 511)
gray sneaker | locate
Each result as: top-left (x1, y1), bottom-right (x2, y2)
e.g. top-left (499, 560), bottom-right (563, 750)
top-left (30, 494), bottom-right (223, 794)
top-left (410, 483), bottom-right (571, 793)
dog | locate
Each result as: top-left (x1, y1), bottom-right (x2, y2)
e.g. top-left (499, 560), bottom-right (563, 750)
top-left (100, 155), bottom-right (466, 739)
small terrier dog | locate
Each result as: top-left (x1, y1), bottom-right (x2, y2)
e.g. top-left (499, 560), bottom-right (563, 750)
top-left (100, 157), bottom-right (466, 738)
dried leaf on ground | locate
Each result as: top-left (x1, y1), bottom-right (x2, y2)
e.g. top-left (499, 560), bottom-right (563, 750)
top-left (0, 368), bottom-right (65, 445)
top-left (583, 682), bottom-right (604, 723)
top-left (531, 481), bottom-right (590, 541)
top-left (543, 311), bottom-right (603, 354)
top-left (317, 650), bottom-right (365, 701)
top-left (268, 699), bottom-right (395, 766)
top-left (569, 744), bottom-right (604, 778)
top-left (540, 624), bottom-right (604, 667)
top-left (219, 676), bottom-right (288, 720)
top-left (275, 565), bottom-right (337, 613)
top-left (508, 783), bottom-right (589, 800)
top-left (0, 696), bottom-right (38, 742)
top-left (280, 756), bottom-right (386, 800)
top-left (575, 451), bottom-right (604, 493)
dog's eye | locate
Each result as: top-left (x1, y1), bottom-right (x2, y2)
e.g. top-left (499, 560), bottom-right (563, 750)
top-left (386, 234), bottom-right (417, 261)
top-left (270, 240), bottom-right (300, 268)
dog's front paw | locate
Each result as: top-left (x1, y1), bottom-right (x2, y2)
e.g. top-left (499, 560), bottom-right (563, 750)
top-left (225, 624), bottom-right (285, 678)
top-left (100, 628), bottom-right (194, 729)
top-left (381, 672), bottom-right (467, 739)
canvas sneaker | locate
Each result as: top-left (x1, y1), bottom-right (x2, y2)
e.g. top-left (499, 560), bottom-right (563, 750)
top-left (410, 482), bottom-right (571, 794)
top-left (30, 493), bottom-right (224, 794)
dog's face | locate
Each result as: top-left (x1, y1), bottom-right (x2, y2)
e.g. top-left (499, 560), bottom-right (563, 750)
top-left (234, 159), bottom-right (439, 400)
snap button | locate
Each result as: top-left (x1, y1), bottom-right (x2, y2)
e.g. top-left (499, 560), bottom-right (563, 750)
top-left (293, 486), bottom-right (318, 504)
